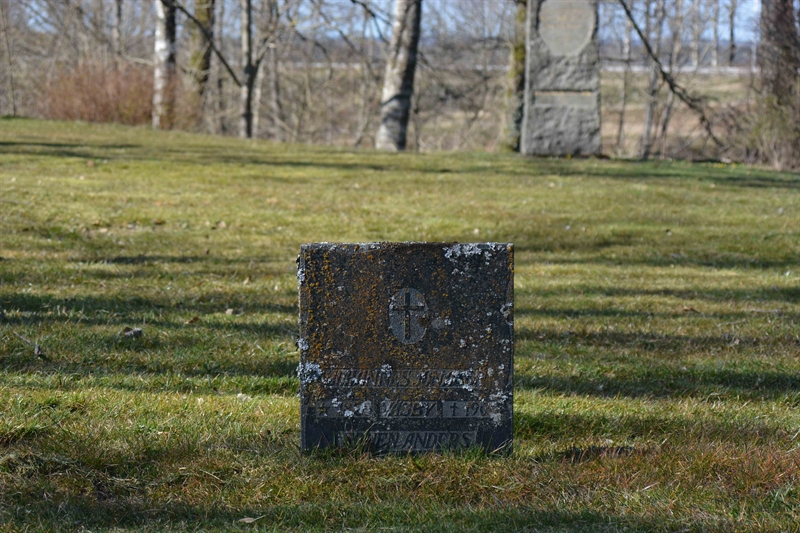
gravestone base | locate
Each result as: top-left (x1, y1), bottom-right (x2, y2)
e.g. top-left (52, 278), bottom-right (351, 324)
top-left (297, 242), bottom-right (514, 454)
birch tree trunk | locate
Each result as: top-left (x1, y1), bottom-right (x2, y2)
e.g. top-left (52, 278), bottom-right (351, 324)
top-left (502, 0), bottom-right (526, 152)
top-left (252, 60), bottom-right (265, 138)
top-left (153, 0), bottom-right (177, 129)
top-left (375, 0), bottom-right (423, 151)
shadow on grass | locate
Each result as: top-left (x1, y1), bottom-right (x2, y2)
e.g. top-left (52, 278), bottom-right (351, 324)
top-left (101, 254), bottom-right (218, 265)
top-left (3, 293), bottom-right (799, 399)
top-left (0, 141), bottom-right (138, 150)
top-left (496, 218), bottom-right (797, 271)
top-left (516, 326), bottom-right (797, 355)
top-left (516, 306), bottom-right (799, 322)
top-left (515, 340), bottom-right (800, 401)
top-left (89, 253), bottom-right (293, 266)
top-left (517, 284), bottom-right (800, 305)
top-left (516, 158), bottom-right (800, 189)
top-left (544, 445), bottom-right (645, 464)
top-left (5, 134), bottom-right (798, 192)
top-left (511, 242), bottom-right (799, 270)
top-left (517, 410), bottom-right (788, 446)
top-left (0, 291), bottom-right (298, 322)
top-left (0, 141), bottom-right (140, 161)
top-left (517, 369), bottom-right (800, 401)
top-left (0, 497), bottom-right (715, 532)
top-left (1, 290), bottom-right (299, 389)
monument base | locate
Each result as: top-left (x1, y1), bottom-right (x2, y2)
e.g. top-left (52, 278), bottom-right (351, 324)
top-left (523, 94), bottom-right (601, 156)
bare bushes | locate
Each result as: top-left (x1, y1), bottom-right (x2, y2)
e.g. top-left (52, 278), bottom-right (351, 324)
top-left (744, 0), bottom-right (800, 170)
top-left (43, 64), bottom-right (153, 126)
top-left (713, 0), bottom-right (800, 171)
top-left (724, 88), bottom-right (800, 171)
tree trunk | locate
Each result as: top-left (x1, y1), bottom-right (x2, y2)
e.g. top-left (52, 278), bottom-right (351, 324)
top-left (111, 0), bottom-right (123, 57)
top-left (502, 0), bottom-right (526, 152)
top-left (711, 0), bottom-right (719, 67)
top-left (325, 65), bottom-right (334, 145)
top-left (0, 0), bottom-right (16, 116)
top-left (266, 45), bottom-right (283, 142)
top-left (262, 0), bottom-right (282, 142)
top-left (616, 0), bottom-right (633, 154)
top-left (670, 0), bottom-right (685, 70)
top-left (218, 76), bottom-right (227, 134)
top-left (640, 0), bottom-right (666, 159)
top-left (92, 0), bottom-right (107, 65)
top-left (375, 0), bottom-right (423, 151)
top-left (215, 0), bottom-right (227, 134)
top-left (657, 0), bottom-right (684, 155)
top-left (760, 0), bottom-right (800, 108)
top-left (657, 90), bottom-right (676, 156)
top-left (689, 0), bottom-right (700, 69)
top-left (641, 78), bottom-right (659, 160)
top-left (191, 0), bottom-right (215, 100)
top-left (153, 0), bottom-right (177, 129)
top-left (727, 0), bottom-right (736, 65)
top-left (252, 59), bottom-right (265, 138)
top-left (239, 0), bottom-right (255, 138)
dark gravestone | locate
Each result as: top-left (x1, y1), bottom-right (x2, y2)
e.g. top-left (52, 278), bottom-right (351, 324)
top-left (521, 0), bottom-right (601, 156)
top-left (297, 242), bottom-right (514, 454)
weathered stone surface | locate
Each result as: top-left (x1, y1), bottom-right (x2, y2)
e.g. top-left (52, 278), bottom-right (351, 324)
top-left (539, 0), bottom-right (594, 57)
top-left (298, 242), bottom-right (513, 454)
top-left (522, 0), bottom-right (601, 156)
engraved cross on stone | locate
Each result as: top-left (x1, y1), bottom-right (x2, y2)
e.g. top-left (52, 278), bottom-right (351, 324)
top-left (402, 290), bottom-right (424, 340)
top-left (389, 288), bottom-right (427, 344)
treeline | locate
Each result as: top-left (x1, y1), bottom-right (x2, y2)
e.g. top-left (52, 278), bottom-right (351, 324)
top-left (1, 0), bottom-right (799, 168)
top-left (0, 0), bottom-right (511, 152)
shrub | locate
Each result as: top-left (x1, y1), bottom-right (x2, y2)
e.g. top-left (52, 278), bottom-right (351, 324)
top-left (43, 63), bottom-right (154, 126)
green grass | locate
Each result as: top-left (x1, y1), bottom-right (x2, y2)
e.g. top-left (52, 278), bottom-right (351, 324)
top-left (2, 117), bottom-right (800, 532)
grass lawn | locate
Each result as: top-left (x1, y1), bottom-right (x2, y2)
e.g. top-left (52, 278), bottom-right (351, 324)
top-left (1, 117), bottom-right (800, 532)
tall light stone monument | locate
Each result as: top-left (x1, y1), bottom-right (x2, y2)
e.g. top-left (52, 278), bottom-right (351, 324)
top-left (521, 0), bottom-right (601, 156)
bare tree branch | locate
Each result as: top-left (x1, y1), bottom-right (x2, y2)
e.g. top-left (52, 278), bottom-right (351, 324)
top-left (348, 0), bottom-right (389, 25)
top-left (172, 1), bottom-right (242, 86)
top-left (347, 0), bottom-right (389, 42)
top-left (618, 0), bottom-right (722, 147)
top-left (307, 0), bottom-right (382, 81)
top-left (292, 27), bottom-right (333, 64)
top-left (255, 0), bottom-right (305, 66)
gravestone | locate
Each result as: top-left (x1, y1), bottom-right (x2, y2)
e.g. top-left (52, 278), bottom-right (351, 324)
top-left (297, 242), bottom-right (514, 454)
top-left (521, 0), bottom-right (601, 156)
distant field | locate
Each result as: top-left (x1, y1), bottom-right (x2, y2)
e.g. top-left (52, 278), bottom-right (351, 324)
top-left (600, 71), bottom-right (752, 157)
top-left (1, 118), bottom-right (799, 532)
